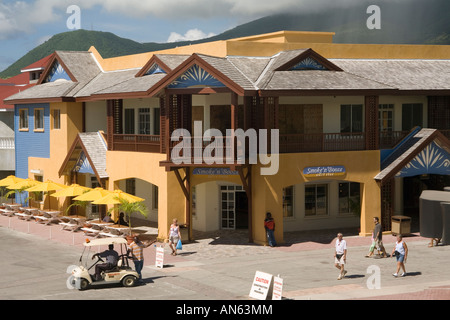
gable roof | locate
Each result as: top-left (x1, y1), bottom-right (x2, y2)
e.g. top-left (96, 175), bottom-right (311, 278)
top-left (147, 53), bottom-right (257, 97)
top-left (374, 128), bottom-right (450, 185)
top-left (59, 131), bottom-right (108, 183)
top-left (135, 54), bottom-right (190, 77)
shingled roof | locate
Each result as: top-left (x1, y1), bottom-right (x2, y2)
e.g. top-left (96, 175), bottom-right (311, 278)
top-left (59, 131), bottom-right (108, 183)
top-left (5, 48), bottom-right (450, 104)
top-left (374, 128), bottom-right (450, 185)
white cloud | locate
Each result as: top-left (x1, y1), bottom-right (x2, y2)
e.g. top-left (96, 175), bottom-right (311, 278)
top-left (167, 28), bottom-right (216, 43)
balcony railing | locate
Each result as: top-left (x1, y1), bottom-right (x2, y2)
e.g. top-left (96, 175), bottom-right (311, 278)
top-left (279, 132), bottom-right (366, 153)
top-left (112, 134), bottom-right (160, 153)
top-left (107, 129), bottom-right (449, 158)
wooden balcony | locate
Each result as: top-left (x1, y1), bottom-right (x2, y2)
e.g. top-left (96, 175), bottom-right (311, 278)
top-left (279, 132), bottom-right (366, 153)
top-left (111, 134), bottom-right (160, 153)
top-left (106, 130), bottom-right (449, 159)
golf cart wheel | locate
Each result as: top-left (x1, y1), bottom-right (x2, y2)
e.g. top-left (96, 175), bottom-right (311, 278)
top-left (79, 278), bottom-right (89, 291)
top-left (122, 275), bottom-right (137, 287)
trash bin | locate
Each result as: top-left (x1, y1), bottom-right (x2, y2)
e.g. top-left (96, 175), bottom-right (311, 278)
top-left (391, 215), bottom-right (411, 235)
top-left (441, 203), bottom-right (450, 245)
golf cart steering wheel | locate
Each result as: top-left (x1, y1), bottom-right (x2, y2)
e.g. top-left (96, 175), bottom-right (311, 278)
top-left (92, 254), bottom-right (104, 263)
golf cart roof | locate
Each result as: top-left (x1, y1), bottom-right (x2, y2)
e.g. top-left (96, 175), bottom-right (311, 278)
top-left (84, 237), bottom-right (127, 247)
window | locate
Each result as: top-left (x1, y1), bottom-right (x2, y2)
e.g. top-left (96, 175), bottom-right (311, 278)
top-left (283, 186), bottom-right (294, 218)
top-left (339, 182), bottom-right (361, 215)
top-left (19, 109), bottom-right (29, 130)
top-left (305, 184), bottom-right (328, 216)
top-left (139, 108), bottom-right (150, 134)
top-left (379, 104), bottom-right (394, 132)
top-left (90, 177), bottom-right (100, 217)
top-left (32, 175), bottom-right (44, 202)
top-left (341, 105), bottom-right (363, 133)
top-left (402, 103), bottom-right (423, 131)
top-left (53, 109), bottom-right (60, 129)
top-left (124, 109), bottom-right (135, 134)
top-left (153, 108), bottom-right (160, 135)
top-left (34, 108), bottom-right (44, 131)
top-left (126, 178), bottom-right (136, 196)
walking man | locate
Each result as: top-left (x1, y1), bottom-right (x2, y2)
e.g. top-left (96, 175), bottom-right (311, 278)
top-left (334, 233), bottom-right (347, 280)
top-left (366, 217), bottom-right (387, 258)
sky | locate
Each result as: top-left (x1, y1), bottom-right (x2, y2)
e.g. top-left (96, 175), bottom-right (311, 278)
top-left (0, 0), bottom-right (411, 72)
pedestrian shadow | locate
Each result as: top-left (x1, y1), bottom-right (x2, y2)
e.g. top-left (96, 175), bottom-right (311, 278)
top-left (345, 274), bottom-right (365, 279)
top-left (177, 251), bottom-right (197, 257)
top-left (405, 271), bottom-right (422, 277)
top-left (140, 275), bottom-right (168, 285)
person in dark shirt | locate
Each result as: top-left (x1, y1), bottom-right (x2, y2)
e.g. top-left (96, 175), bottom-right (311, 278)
top-left (92, 244), bottom-right (119, 281)
top-left (264, 212), bottom-right (277, 247)
top-left (365, 217), bottom-right (387, 258)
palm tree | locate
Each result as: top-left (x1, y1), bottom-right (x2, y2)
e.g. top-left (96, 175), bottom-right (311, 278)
top-left (108, 198), bottom-right (148, 231)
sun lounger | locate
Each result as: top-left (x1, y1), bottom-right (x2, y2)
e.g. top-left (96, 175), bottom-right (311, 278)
top-left (14, 211), bottom-right (34, 221)
top-left (1, 208), bottom-right (17, 217)
top-left (80, 227), bottom-right (101, 237)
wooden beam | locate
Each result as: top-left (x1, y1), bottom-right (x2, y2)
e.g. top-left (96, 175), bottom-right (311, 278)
top-left (174, 169), bottom-right (189, 199)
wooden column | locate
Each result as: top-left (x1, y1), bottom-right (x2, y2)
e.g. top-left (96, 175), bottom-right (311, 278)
top-left (365, 95), bottom-right (379, 150)
top-left (238, 166), bottom-right (253, 243)
top-left (106, 100), bottom-right (114, 151)
top-left (174, 168), bottom-right (191, 241)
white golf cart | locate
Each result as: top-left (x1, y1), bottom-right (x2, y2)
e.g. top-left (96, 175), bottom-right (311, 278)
top-left (67, 237), bottom-right (139, 290)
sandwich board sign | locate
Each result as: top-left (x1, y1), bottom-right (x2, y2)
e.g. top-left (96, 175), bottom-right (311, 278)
top-left (155, 246), bottom-right (164, 268)
top-left (272, 275), bottom-right (283, 300)
top-left (249, 271), bottom-right (273, 300)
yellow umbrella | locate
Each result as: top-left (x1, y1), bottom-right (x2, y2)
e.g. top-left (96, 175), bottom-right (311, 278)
top-left (0, 175), bottom-right (24, 187)
top-left (50, 184), bottom-right (91, 198)
top-left (73, 187), bottom-right (112, 202)
top-left (25, 180), bottom-right (68, 210)
top-left (92, 189), bottom-right (144, 205)
top-left (6, 178), bottom-right (42, 190)
top-left (25, 180), bottom-right (67, 192)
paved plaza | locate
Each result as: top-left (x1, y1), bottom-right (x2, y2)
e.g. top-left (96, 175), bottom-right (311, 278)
top-left (1, 214), bottom-right (450, 301)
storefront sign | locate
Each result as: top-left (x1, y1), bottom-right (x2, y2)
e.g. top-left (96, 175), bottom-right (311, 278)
top-left (249, 271), bottom-right (273, 300)
top-left (272, 275), bottom-right (283, 300)
top-left (193, 168), bottom-right (238, 175)
top-left (303, 166), bottom-right (346, 177)
top-left (155, 246), bottom-right (164, 268)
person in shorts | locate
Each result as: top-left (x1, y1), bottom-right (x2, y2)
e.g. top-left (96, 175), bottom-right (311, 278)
top-left (334, 233), bottom-right (347, 280)
top-left (168, 218), bottom-right (182, 256)
top-left (366, 217), bottom-right (387, 258)
top-left (391, 234), bottom-right (408, 277)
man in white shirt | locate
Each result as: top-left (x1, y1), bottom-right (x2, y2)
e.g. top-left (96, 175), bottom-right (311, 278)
top-left (334, 233), bottom-right (347, 280)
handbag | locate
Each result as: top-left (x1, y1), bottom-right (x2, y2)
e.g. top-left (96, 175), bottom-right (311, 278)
top-left (176, 239), bottom-right (182, 250)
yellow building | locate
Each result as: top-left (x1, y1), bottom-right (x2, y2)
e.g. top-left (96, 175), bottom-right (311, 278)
top-left (5, 31), bottom-right (450, 245)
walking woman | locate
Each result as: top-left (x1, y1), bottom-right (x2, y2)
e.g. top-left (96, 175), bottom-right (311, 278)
top-left (391, 234), bottom-right (408, 277)
top-left (168, 218), bottom-right (182, 256)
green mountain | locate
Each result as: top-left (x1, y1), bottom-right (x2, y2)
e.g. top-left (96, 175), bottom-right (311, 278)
top-left (1, 0), bottom-right (449, 79)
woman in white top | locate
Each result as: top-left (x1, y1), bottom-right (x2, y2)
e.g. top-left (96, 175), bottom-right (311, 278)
top-left (168, 218), bottom-right (182, 256)
top-left (391, 234), bottom-right (408, 277)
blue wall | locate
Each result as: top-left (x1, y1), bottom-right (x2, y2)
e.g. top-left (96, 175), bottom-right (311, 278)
top-left (14, 104), bottom-right (50, 179)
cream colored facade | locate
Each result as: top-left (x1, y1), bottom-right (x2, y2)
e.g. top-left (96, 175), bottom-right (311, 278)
top-left (15, 31), bottom-right (450, 245)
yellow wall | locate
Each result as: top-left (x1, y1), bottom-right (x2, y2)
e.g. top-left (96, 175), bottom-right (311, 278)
top-left (252, 150), bottom-right (381, 245)
top-left (89, 30), bottom-right (450, 72)
top-left (28, 102), bottom-right (84, 210)
top-left (105, 150), bottom-right (186, 240)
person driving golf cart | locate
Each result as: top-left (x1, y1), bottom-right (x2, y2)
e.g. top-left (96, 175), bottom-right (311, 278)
top-left (92, 244), bottom-right (119, 281)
